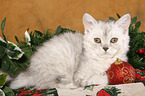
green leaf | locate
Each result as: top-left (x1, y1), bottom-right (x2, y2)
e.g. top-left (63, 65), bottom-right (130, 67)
top-left (109, 17), bottom-right (115, 20)
top-left (6, 42), bottom-right (24, 60)
top-left (1, 18), bottom-right (7, 42)
top-left (6, 43), bottom-right (20, 59)
top-left (34, 30), bottom-right (43, 36)
top-left (18, 46), bottom-right (33, 66)
top-left (1, 55), bottom-right (21, 77)
top-left (15, 36), bottom-right (19, 45)
top-left (116, 13), bottom-right (121, 18)
top-left (2, 46), bottom-right (32, 77)
top-left (7, 43), bottom-right (15, 50)
top-left (0, 40), bottom-right (7, 47)
top-left (46, 29), bottom-right (49, 34)
top-left (0, 39), bottom-right (24, 60)
top-left (6, 50), bottom-right (21, 59)
top-left (131, 17), bottom-right (137, 25)
top-left (135, 21), bottom-right (141, 28)
top-left (84, 84), bottom-right (98, 91)
top-left (103, 86), bottom-right (121, 96)
top-left (62, 28), bottom-right (76, 33)
top-left (0, 74), bottom-right (7, 87)
top-left (29, 26), bottom-right (75, 51)
top-left (0, 46), bottom-right (6, 58)
top-left (27, 28), bottom-right (29, 31)
top-left (54, 25), bottom-right (63, 35)
top-left (0, 89), bottom-right (5, 96)
top-left (3, 86), bottom-right (15, 96)
top-left (1, 56), bottom-right (10, 72)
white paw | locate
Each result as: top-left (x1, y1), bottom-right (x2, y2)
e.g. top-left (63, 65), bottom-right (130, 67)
top-left (87, 74), bottom-right (108, 86)
top-left (10, 79), bottom-right (25, 89)
top-left (74, 77), bottom-right (88, 87)
top-left (10, 75), bottom-right (33, 89)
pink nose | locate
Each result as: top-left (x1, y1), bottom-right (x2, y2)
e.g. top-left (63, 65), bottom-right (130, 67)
top-left (103, 47), bottom-right (109, 51)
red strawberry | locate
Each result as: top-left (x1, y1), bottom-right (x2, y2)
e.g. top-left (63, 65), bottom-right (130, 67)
top-left (97, 89), bottom-right (111, 96)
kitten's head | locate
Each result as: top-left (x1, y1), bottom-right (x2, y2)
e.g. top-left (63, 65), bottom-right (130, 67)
top-left (83, 13), bottom-right (131, 60)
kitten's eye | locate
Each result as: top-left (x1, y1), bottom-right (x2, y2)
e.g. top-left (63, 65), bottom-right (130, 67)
top-left (110, 38), bottom-right (118, 43)
top-left (94, 38), bottom-right (101, 43)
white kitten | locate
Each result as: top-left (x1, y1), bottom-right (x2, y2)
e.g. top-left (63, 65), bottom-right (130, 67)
top-left (10, 13), bottom-right (131, 89)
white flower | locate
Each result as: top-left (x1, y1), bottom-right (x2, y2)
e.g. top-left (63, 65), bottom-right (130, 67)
top-left (25, 30), bottom-right (31, 45)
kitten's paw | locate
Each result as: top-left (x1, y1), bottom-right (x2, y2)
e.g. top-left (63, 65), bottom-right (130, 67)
top-left (87, 74), bottom-right (108, 86)
top-left (59, 83), bottom-right (78, 88)
top-left (9, 73), bottom-right (33, 89)
top-left (10, 78), bottom-right (33, 89)
top-left (10, 79), bottom-right (25, 89)
top-left (74, 77), bottom-right (88, 87)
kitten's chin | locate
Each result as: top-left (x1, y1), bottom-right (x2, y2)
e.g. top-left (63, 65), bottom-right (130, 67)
top-left (98, 52), bottom-right (115, 59)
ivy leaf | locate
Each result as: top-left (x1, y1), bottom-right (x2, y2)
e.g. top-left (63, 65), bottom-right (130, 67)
top-left (135, 21), bottom-right (141, 28)
top-left (109, 17), bottom-right (115, 20)
top-left (0, 46), bottom-right (6, 58)
top-left (1, 55), bottom-right (10, 72)
top-left (0, 37), bottom-right (6, 44)
top-left (0, 39), bottom-right (6, 58)
top-left (1, 55), bottom-right (20, 77)
top-left (3, 86), bottom-right (14, 96)
top-left (6, 41), bottom-right (24, 60)
top-left (0, 89), bottom-right (5, 96)
top-left (0, 37), bottom-right (24, 60)
top-left (0, 41), bottom-right (6, 48)
top-left (131, 17), bottom-right (137, 25)
top-left (1, 18), bottom-right (7, 42)
top-left (0, 74), bottom-right (7, 87)
top-left (2, 46), bottom-right (32, 77)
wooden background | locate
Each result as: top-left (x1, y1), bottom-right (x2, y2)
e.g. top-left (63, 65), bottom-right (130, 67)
top-left (0, 0), bottom-right (144, 43)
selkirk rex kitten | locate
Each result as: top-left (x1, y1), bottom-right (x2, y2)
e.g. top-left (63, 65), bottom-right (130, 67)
top-left (10, 13), bottom-right (131, 89)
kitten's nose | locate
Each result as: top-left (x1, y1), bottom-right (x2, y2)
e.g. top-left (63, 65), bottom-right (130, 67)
top-left (103, 47), bottom-right (109, 51)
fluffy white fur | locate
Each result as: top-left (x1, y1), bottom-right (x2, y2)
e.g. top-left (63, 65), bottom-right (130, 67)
top-left (10, 13), bottom-right (131, 89)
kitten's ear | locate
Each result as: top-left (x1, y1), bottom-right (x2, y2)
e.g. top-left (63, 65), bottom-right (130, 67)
top-left (116, 13), bottom-right (131, 30)
top-left (83, 13), bottom-right (97, 34)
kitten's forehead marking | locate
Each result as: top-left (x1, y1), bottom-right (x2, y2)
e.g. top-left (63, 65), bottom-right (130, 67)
top-left (104, 28), bottom-right (110, 36)
top-left (94, 20), bottom-right (115, 38)
top-left (102, 22), bottom-right (113, 37)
